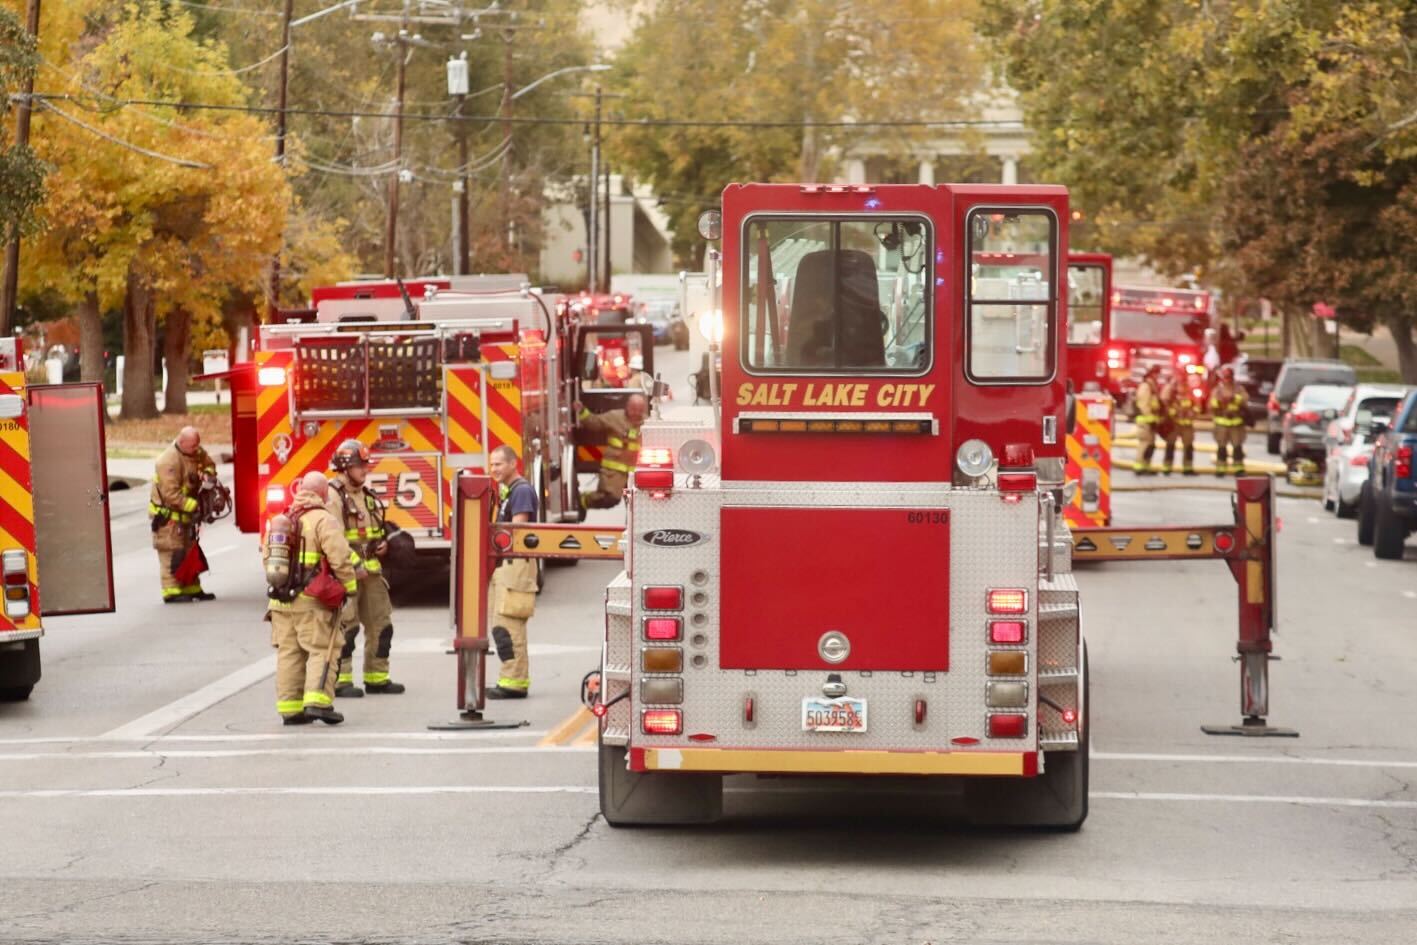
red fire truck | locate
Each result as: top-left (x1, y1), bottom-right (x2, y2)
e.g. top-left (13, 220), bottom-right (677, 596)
top-left (588, 183), bottom-right (1088, 827)
top-left (209, 278), bottom-right (651, 559)
top-left (1064, 253), bottom-right (1115, 528)
top-left (0, 338), bottom-right (115, 700)
top-left (1108, 284), bottom-right (1213, 405)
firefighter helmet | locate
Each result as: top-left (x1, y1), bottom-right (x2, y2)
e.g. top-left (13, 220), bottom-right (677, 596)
top-left (331, 438), bottom-right (370, 471)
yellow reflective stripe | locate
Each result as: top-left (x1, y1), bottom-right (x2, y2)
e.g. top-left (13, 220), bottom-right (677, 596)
top-left (1216, 418), bottom-right (1245, 426)
top-left (349, 551), bottom-right (363, 567)
top-left (303, 691), bottom-right (332, 707)
top-left (343, 579), bottom-right (358, 592)
top-left (1135, 414), bottom-right (1160, 423)
top-left (602, 460), bottom-right (633, 473)
top-left (162, 587), bottom-right (186, 598)
top-left (364, 672), bottom-right (390, 685)
top-left (607, 437), bottom-right (625, 448)
top-left (337, 673), bottom-right (354, 685)
top-left (149, 503), bottom-right (192, 522)
top-left (363, 560), bottom-right (383, 574)
top-left (182, 497), bottom-right (198, 512)
top-left (496, 677), bottom-right (529, 690)
top-left (277, 700), bottom-right (304, 714)
top-left (298, 552), bottom-right (322, 564)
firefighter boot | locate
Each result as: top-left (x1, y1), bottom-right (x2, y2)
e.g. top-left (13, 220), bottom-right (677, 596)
top-left (1135, 445), bottom-right (1157, 476)
top-left (1232, 447), bottom-right (1246, 477)
top-left (1162, 443), bottom-right (1175, 475)
top-left (335, 627), bottom-right (363, 698)
top-left (1214, 445), bottom-right (1228, 477)
top-left (1182, 445), bottom-right (1196, 476)
top-left (303, 705), bottom-right (345, 725)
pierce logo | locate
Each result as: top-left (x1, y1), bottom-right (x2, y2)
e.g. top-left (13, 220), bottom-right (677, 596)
top-left (641, 529), bottom-right (706, 548)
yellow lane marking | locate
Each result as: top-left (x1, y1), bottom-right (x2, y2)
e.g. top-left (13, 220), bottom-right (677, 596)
top-left (573, 720), bottom-right (599, 747)
top-left (539, 706), bottom-right (592, 747)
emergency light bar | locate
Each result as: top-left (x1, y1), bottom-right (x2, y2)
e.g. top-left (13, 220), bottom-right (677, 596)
top-left (733, 414), bottom-right (936, 435)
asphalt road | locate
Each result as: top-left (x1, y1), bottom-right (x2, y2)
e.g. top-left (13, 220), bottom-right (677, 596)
top-left (1, 354), bottom-right (1415, 945)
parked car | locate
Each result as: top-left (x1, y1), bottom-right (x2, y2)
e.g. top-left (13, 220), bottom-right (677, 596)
top-left (637, 300), bottom-right (690, 350)
top-left (1322, 385), bottom-right (1411, 518)
top-left (1267, 358), bottom-right (1358, 454)
top-left (1280, 383), bottom-right (1352, 462)
top-left (1238, 356), bottom-right (1281, 426)
top-left (1356, 389), bottom-right (1417, 559)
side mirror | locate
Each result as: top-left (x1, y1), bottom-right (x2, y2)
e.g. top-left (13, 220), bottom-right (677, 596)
top-left (1323, 408), bottom-right (1338, 421)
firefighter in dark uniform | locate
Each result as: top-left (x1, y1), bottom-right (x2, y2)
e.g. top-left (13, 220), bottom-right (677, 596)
top-left (149, 426), bottom-right (217, 603)
top-left (487, 444), bottom-right (539, 699)
top-left (325, 439), bottom-right (404, 697)
top-left (1131, 366), bottom-right (1163, 475)
top-left (1210, 365), bottom-right (1248, 476)
top-left (576, 393), bottom-right (648, 510)
top-left (1159, 372), bottom-right (1197, 475)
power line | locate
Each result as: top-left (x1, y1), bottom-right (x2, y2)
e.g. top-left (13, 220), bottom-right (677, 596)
top-left (164, 43), bottom-right (290, 77)
top-left (35, 100), bottom-right (213, 169)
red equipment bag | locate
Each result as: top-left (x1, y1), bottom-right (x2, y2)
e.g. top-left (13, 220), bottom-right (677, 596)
top-left (171, 542), bottom-right (209, 585)
top-left (301, 559), bottom-right (348, 610)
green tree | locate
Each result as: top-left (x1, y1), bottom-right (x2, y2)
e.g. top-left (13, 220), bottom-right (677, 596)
top-left (0, 7), bottom-right (45, 240)
top-left (610, 0), bottom-right (984, 261)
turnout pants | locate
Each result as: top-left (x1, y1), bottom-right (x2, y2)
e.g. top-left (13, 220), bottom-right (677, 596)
top-left (337, 574), bottom-right (395, 687)
top-left (1133, 421), bottom-right (1159, 471)
top-left (272, 608), bottom-right (340, 719)
top-left (490, 559), bottom-right (537, 692)
top-left (153, 520), bottom-right (202, 599)
top-left (1214, 425), bottom-right (1246, 470)
top-left (580, 469), bottom-right (628, 510)
top-left (1163, 424), bottom-right (1195, 472)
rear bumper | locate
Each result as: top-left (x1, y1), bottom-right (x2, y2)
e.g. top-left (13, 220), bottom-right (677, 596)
top-left (1386, 489), bottom-right (1417, 519)
top-left (631, 747), bottom-right (1039, 777)
top-left (1284, 431), bottom-right (1327, 457)
top-left (0, 629), bottom-right (43, 644)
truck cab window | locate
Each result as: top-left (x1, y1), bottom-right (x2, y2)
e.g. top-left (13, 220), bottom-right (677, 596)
top-left (967, 210), bottom-right (1056, 382)
top-left (742, 216), bottom-right (932, 374)
top-left (1067, 264), bottom-right (1105, 346)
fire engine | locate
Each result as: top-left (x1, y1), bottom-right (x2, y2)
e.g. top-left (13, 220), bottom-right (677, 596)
top-left (207, 278), bottom-right (652, 557)
top-left (0, 338), bottom-right (115, 701)
top-left (1064, 253), bottom-right (1114, 527)
top-left (1108, 283), bottom-right (1213, 407)
top-left (592, 183), bottom-right (1088, 826)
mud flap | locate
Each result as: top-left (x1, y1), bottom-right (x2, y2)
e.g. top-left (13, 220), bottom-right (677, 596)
top-left (598, 740), bottom-right (722, 826)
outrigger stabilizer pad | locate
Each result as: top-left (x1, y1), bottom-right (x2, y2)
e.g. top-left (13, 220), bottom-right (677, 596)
top-left (427, 710), bottom-right (529, 732)
top-left (1201, 717), bottom-right (1299, 738)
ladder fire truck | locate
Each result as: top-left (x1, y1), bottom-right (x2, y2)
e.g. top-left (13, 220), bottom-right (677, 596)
top-left (0, 338), bottom-right (115, 701)
top-left (208, 278), bottom-right (652, 557)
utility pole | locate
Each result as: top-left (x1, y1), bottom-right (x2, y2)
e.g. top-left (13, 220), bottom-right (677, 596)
top-left (588, 86), bottom-right (601, 294)
top-left (269, 0), bottom-right (294, 317)
top-left (383, 0), bottom-right (411, 279)
top-left (500, 29), bottom-right (514, 264)
top-left (447, 51), bottom-right (470, 275)
top-left (0, 0), bottom-right (42, 336)
top-left (602, 151), bottom-right (611, 293)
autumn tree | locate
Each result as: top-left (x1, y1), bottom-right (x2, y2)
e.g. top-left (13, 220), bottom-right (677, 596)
top-left (609, 0), bottom-right (984, 261)
top-left (21, 2), bottom-right (290, 416)
top-left (0, 7), bottom-right (44, 244)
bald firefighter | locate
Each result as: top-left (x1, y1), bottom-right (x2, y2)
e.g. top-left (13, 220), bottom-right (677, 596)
top-left (266, 472), bottom-right (358, 725)
top-left (1131, 366), bottom-right (1163, 475)
top-left (577, 393), bottom-right (648, 511)
top-left (1159, 372), bottom-right (1197, 475)
top-left (326, 439), bottom-right (405, 697)
top-left (149, 426), bottom-right (217, 603)
top-left (1210, 366), bottom-right (1248, 476)
top-left (487, 445), bottom-right (539, 699)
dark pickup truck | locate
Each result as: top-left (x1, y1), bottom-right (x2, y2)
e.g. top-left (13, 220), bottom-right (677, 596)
top-left (1357, 389), bottom-right (1417, 560)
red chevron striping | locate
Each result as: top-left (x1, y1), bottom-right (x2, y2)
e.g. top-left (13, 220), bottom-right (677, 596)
top-left (0, 493), bottom-right (35, 553)
top-left (0, 432), bottom-right (32, 488)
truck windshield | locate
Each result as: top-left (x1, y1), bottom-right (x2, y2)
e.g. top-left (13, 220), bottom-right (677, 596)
top-left (1067, 264), bottom-right (1105, 346)
top-left (741, 215), bottom-right (932, 373)
top-left (1111, 309), bottom-right (1205, 346)
top-left (966, 208), bottom-right (1056, 381)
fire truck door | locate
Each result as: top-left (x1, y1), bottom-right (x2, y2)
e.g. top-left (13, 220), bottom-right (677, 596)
top-left (27, 383), bottom-right (115, 615)
top-left (573, 324), bottom-right (655, 410)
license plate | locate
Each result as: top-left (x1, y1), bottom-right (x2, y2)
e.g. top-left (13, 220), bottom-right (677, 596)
top-left (801, 697), bottom-right (868, 733)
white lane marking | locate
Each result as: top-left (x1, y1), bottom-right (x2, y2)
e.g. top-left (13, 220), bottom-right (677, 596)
top-left (1402, 590), bottom-right (1417, 599)
top-left (0, 730), bottom-right (548, 746)
top-left (0, 785), bottom-right (598, 799)
top-left (1093, 791), bottom-right (1417, 810)
top-left (203, 543), bottom-right (239, 557)
top-left (1306, 516), bottom-right (1320, 524)
top-left (1332, 537), bottom-right (1349, 544)
top-left (375, 639), bottom-right (599, 656)
top-left (97, 656), bottom-right (276, 740)
top-left (1366, 561), bottom-right (1378, 568)
top-left (1094, 751), bottom-right (1417, 770)
top-left (0, 745), bottom-right (592, 762)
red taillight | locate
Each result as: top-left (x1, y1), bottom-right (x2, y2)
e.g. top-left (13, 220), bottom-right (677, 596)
top-left (633, 468), bottom-right (673, 493)
top-left (644, 617), bottom-right (682, 641)
top-left (1398, 446), bottom-right (1413, 480)
top-left (1291, 410), bottom-right (1319, 424)
top-left (1061, 708), bottom-right (1079, 725)
top-left (1267, 394), bottom-right (1279, 413)
top-left (638, 447), bottom-right (672, 467)
top-left (1353, 453), bottom-right (1370, 467)
top-left (1214, 530), bottom-right (1236, 553)
top-left (986, 588), bottom-right (1028, 615)
top-left (491, 530), bottom-right (513, 553)
top-left (989, 620), bottom-right (1027, 644)
top-left (643, 586), bottom-right (683, 610)
top-left (997, 472), bottom-right (1037, 493)
top-left (641, 709), bottom-right (682, 735)
top-left (3, 569), bottom-right (26, 587)
top-left (1002, 443), bottom-right (1034, 467)
top-left (988, 714), bottom-right (1028, 739)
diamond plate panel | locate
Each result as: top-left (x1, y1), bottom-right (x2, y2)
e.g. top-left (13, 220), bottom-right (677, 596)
top-left (620, 481), bottom-right (1042, 754)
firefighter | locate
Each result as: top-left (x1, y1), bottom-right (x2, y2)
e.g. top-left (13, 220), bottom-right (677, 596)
top-left (487, 444), bottom-right (539, 699)
top-left (1131, 366), bottom-right (1163, 475)
top-left (1159, 372), bottom-right (1197, 475)
top-left (1210, 365), bottom-right (1248, 476)
top-left (267, 472), bottom-right (358, 726)
top-left (326, 439), bottom-right (405, 698)
top-left (149, 426), bottom-right (217, 603)
top-left (576, 393), bottom-right (648, 510)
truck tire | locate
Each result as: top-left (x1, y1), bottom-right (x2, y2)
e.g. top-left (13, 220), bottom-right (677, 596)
top-left (0, 638), bottom-right (40, 701)
top-left (598, 739), bottom-right (723, 826)
top-left (1357, 481), bottom-right (1377, 547)
top-left (965, 645), bottom-right (1089, 831)
top-left (1373, 501), bottom-right (1408, 561)
top-left (1335, 492), bottom-right (1357, 519)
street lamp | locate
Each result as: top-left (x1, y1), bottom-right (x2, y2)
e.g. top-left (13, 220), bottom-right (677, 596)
top-left (510, 63), bottom-right (610, 101)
